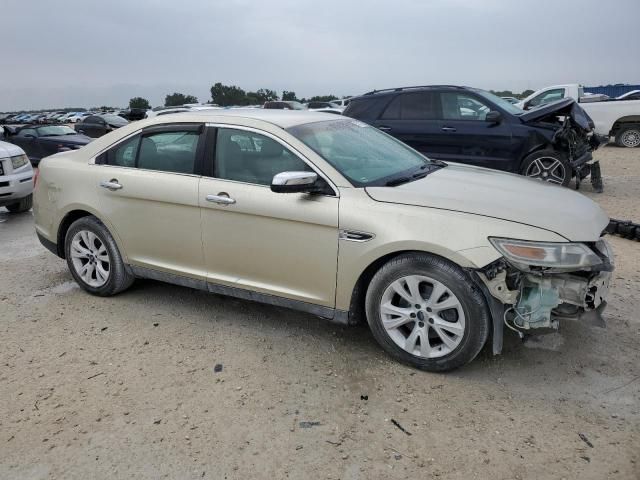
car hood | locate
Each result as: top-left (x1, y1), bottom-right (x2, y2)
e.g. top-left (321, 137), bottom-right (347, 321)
top-left (40, 134), bottom-right (92, 145)
top-left (518, 98), bottom-right (594, 132)
top-left (0, 140), bottom-right (25, 158)
top-left (365, 163), bottom-right (608, 241)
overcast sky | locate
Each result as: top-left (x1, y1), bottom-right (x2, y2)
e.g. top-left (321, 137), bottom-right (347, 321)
top-left (2, 0), bottom-right (639, 110)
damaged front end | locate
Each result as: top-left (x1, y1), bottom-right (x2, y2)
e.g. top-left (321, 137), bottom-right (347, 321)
top-left (521, 98), bottom-right (604, 192)
top-left (475, 237), bottom-right (614, 354)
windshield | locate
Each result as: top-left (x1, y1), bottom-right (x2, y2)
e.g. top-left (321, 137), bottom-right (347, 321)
top-left (36, 125), bottom-right (76, 136)
top-left (473, 89), bottom-right (523, 115)
top-left (287, 119), bottom-right (432, 187)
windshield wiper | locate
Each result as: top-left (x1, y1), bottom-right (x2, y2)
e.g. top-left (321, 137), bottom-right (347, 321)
top-left (385, 163), bottom-right (445, 186)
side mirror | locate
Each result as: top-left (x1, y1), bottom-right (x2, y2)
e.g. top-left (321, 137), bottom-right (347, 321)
top-left (271, 171), bottom-right (319, 193)
top-left (485, 111), bottom-right (502, 124)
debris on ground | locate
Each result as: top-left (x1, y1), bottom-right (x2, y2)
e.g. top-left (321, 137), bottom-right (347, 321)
top-left (578, 433), bottom-right (594, 448)
top-left (299, 421), bottom-right (321, 429)
top-left (214, 363), bottom-right (223, 373)
top-left (391, 419), bottom-right (412, 436)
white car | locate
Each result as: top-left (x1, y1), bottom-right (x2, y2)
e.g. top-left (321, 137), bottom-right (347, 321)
top-left (0, 141), bottom-right (34, 212)
top-left (66, 112), bottom-right (91, 123)
top-left (517, 84), bottom-right (640, 147)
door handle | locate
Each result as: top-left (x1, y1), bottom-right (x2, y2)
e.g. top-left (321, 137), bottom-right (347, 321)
top-left (100, 179), bottom-right (123, 191)
top-left (441, 127), bottom-right (457, 132)
top-left (206, 193), bottom-right (236, 205)
top-left (377, 126), bottom-right (392, 132)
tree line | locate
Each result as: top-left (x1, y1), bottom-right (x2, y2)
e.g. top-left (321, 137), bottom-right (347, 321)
top-left (128, 84), bottom-right (346, 109)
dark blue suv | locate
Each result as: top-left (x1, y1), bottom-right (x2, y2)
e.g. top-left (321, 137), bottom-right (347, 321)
top-left (343, 85), bottom-right (602, 190)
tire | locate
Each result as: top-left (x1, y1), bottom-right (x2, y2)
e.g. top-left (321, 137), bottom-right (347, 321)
top-left (5, 194), bottom-right (33, 213)
top-left (519, 149), bottom-right (571, 186)
top-left (615, 125), bottom-right (640, 148)
top-left (64, 216), bottom-right (134, 296)
top-left (365, 253), bottom-right (490, 372)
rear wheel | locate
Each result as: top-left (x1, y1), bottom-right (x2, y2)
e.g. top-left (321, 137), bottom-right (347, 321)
top-left (5, 194), bottom-right (33, 213)
top-left (520, 149), bottom-right (571, 186)
top-left (365, 253), bottom-right (490, 372)
top-left (64, 216), bottom-right (134, 296)
top-left (615, 125), bottom-right (640, 148)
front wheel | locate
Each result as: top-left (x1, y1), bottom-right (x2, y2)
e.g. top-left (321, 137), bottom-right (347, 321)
top-left (520, 149), bottom-right (571, 186)
top-left (615, 125), bottom-right (640, 148)
top-left (5, 194), bottom-right (33, 213)
top-left (365, 253), bottom-right (490, 372)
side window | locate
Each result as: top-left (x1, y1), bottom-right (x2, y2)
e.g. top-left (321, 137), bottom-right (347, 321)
top-left (84, 116), bottom-right (99, 124)
top-left (215, 128), bottom-right (312, 186)
top-left (137, 131), bottom-right (200, 174)
top-left (441, 93), bottom-right (491, 121)
top-left (527, 89), bottom-right (565, 108)
top-left (108, 135), bottom-right (140, 167)
top-left (381, 92), bottom-right (438, 120)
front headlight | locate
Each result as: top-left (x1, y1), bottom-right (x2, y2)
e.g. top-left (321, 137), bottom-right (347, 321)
top-left (489, 237), bottom-right (602, 269)
top-left (11, 154), bottom-right (29, 169)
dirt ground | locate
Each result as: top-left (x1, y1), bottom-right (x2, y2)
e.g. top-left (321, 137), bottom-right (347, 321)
top-left (1, 145), bottom-right (638, 480)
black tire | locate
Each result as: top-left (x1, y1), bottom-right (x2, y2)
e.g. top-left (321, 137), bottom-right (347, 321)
top-left (5, 194), bottom-right (33, 213)
top-left (365, 253), bottom-right (490, 372)
top-left (64, 216), bottom-right (134, 296)
top-left (519, 149), bottom-right (571, 186)
top-left (615, 125), bottom-right (640, 148)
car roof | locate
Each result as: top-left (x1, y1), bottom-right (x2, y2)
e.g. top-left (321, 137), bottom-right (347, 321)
top-left (150, 108), bottom-right (343, 129)
top-left (360, 85), bottom-right (471, 97)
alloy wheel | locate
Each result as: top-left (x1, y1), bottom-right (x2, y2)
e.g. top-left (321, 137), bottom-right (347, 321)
top-left (380, 275), bottom-right (466, 358)
top-left (525, 156), bottom-right (567, 184)
top-left (70, 230), bottom-right (111, 287)
top-left (620, 129), bottom-right (640, 148)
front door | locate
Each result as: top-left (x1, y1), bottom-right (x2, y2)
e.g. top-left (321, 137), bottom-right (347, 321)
top-left (431, 91), bottom-right (515, 170)
top-left (199, 126), bottom-right (339, 307)
top-left (93, 124), bottom-right (206, 278)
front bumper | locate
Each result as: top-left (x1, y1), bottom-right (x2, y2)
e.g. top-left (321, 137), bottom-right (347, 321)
top-left (0, 166), bottom-right (34, 207)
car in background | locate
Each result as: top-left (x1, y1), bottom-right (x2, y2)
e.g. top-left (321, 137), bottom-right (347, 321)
top-left (616, 90), bottom-right (640, 101)
top-left (307, 101), bottom-right (341, 109)
top-left (263, 101), bottom-right (306, 110)
top-left (331, 98), bottom-right (352, 108)
top-left (517, 84), bottom-right (640, 147)
top-left (344, 85), bottom-right (602, 189)
top-left (0, 140), bottom-right (34, 213)
top-left (3, 125), bottom-right (92, 166)
top-left (66, 112), bottom-right (91, 123)
top-left (118, 108), bottom-right (147, 121)
top-left (501, 96), bottom-right (520, 104)
top-left (33, 110), bottom-right (613, 372)
top-left (74, 113), bottom-right (129, 138)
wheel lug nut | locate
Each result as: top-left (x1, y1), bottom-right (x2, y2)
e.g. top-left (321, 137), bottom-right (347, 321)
top-left (418, 321), bottom-right (425, 328)
top-left (410, 313), bottom-right (416, 318)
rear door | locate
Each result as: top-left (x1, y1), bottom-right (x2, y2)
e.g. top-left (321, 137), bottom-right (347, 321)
top-left (93, 123), bottom-right (206, 279)
top-left (370, 91), bottom-right (442, 155)
top-left (431, 91), bottom-right (515, 170)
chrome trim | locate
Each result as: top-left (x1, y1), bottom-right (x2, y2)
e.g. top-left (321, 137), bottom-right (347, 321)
top-left (338, 229), bottom-right (375, 242)
top-left (129, 265), bottom-right (349, 325)
top-left (205, 122), bottom-right (339, 197)
top-left (205, 193), bottom-right (236, 205)
top-left (272, 171), bottom-right (318, 186)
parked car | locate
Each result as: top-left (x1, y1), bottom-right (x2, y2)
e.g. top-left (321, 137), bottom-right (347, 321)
top-left (74, 113), bottom-right (129, 138)
top-left (4, 125), bottom-right (92, 166)
top-left (66, 112), bottom-right (91, 123)
top-left (332, 98), bottom-right (352, 108)
top-left (307, 101), bottom-right (341, 109)
top-left (0, 140), bottom-right (34, 212)
top-left (501, 97), bottom-right (520, 104)
top-left (33, 110), bottom-right (613, 371)
top-left (118, 108), bottom-right (147, 121)
top-left (516, 84), bottom-right (640, 147)
top-left (616, 90), bottom-right (640, 101)
top-left (344, 85), bottom-right (602, 189)
top-left (263, 101), bottom-right (306, 110)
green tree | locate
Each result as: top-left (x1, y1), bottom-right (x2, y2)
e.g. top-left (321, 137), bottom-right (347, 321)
top-left (165, 92), bottom-right (199, 107)
top-left (210, 83), bottom-right (248, 106)
top-left (307, 95), bottom-right (338, 103)
top-left (246, 88), bottom-right (278, 105)
top-left (520, 89), bottom-right (534, 99)
top-left (282, 90), bottom-right (297, 101)
top-left (129, 97), bottom-right (151, 109)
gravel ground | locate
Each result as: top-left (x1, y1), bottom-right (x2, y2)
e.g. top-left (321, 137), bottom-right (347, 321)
top-left (1, 145), bottom-right (638, 480)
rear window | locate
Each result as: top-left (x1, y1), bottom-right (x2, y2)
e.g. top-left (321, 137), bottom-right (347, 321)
top-left (343, 96), bottom-right (392, 120)
top-left (380, 92), bottom-right (438, 120)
